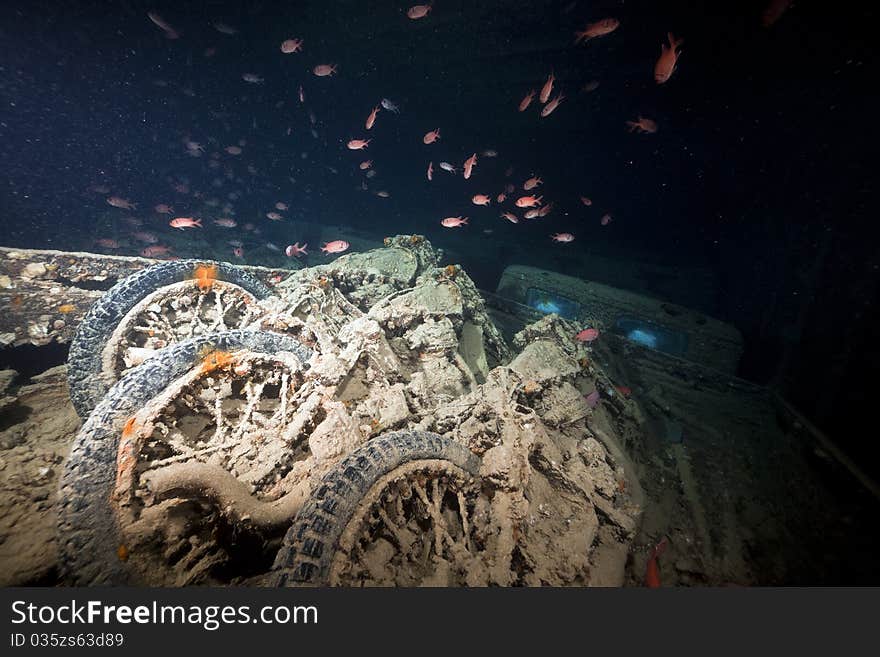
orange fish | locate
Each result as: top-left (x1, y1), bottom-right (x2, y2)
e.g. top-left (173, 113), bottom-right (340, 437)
top-left (580, 196), bottom-right (592, 206)
top-left (169, 217), bottom-right (202, 229)
top-left (347, 139), bottom-right (370, 150)
top-left (645, 537), bottom-right (669, 588)
top-left (280, 38), bottom-right (303, 54)
top-left (626, 116), bottom-right (658, 133)
top-left (654, 33), bottom-right (684, 84)
top-left (519, 89), bottom-right (536, 112)
top-left (407, 4), bottom-right (433, 20)
top-left (427, 161), bottom-right (433, 181)
top-left (515, 195), bottom-right (542, 208)
top-left (366, 106), bottom-right (380, 130)
top-left (538, 202), bottom-right (554, 217)
top-left (141, 245), bottom-right (171, 257)
top-left (423, 129), bottom-right (441, 144)
top-left (500, 212), bottom-right (518, 224)
top-left (574, 18), bottom-right (620, 44)
top-left (313, 64), bottom-right (337, 77)
top-left (576, 328), bottom-right (599, 342)
top-left (541, 93), bottom-right (564, 117)
top-left (107, 196), bottom-right (136, 210)
top-left (463, 153), bottom-right (477, 180)
top-left (523, 176), bottom-right (542, 191)
top-left (472, 194), bottom-right (491, 206)
top-left (441, 216), bottom-right (468, 228)
top-left (496, 192), bottom-right (506, 203)
top-left (539, 73), bottom-right (555, 104)
top-left (523, 208), bottom-right (541, 219)
top-left (286, 242), bottom-right (308, 257)
top-left (322, 240), bottom-right (350, 254)
top-left (359, 160), bottom-right (372, 170)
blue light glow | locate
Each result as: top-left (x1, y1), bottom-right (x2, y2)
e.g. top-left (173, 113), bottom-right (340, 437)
top-left (532, 299), bottom-right (562, 314)
top-left (627, 328), bottom-right (658, 349)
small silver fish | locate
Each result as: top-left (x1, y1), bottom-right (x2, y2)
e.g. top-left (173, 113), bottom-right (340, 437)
top-left (380, 98), bottom-right (400, 113)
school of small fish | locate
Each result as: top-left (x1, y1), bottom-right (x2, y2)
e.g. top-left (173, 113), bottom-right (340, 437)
top-left (89, 4), bottom-right (792, 263)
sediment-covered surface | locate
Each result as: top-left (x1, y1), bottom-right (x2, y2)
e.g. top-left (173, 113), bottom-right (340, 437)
top-left (0, 246), bottom-right (291, 348)
top-left (1, 244), bottom-right (878, 585)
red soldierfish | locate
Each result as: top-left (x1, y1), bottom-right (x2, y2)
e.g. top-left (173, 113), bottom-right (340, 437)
top-left (645, 537), bottom-right (669, 588)
top-left (286, 242), bottom-right (308, 257)
top-left (366, 106), bottom-right (379, 130)
top-left (423, 129), bottom-right (441, 144)
top-left (407, 4), bottom-right (433, 20)
top-left (584, 390), bottom-right (600, 408)
top-left (539, 73), bottom-right (555, 104)
top-left (169, 217), bottom-right (202, 229)
top-left (463, 153), bottom-right (477, 180)
top-left (321, 240), bottom-right (349, 254)
top-left (626, 116), bottom-right (658, 133)
top-left (575, 327), bottom-right (599, 342)
top-left (574, 18), bottom-right (620, 44)
top-left (519, 90), bottom-right (536, 112)
top-left (133, 231), bottom-right (158, 243)
top-left (141, 245), bottom-right (171, 257)
top-left (541, 93), bottom-right (564, 117)
top-left (107, 196), bottom-right (136, 210)
top-left (654, 33), bottom-right (684, 84)
top-left (441, 216), bottom-right (468, 228)
top-left (515, 195), bottom-right (542, 208)
top-left (280, 38), bottom-right (303, 54)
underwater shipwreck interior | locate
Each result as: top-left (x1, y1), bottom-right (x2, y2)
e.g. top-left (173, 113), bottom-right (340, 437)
top-left (0, 0), bottom-right (878, 587)
top-left (0, 241), bottom-right (877, 587)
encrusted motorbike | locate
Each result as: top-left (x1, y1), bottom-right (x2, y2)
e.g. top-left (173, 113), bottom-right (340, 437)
top-left (58, 235), bottom-right (641, 587)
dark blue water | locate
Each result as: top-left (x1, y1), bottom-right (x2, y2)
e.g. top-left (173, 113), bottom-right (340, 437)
top-left (0, 0), bottom-right (877, 466)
